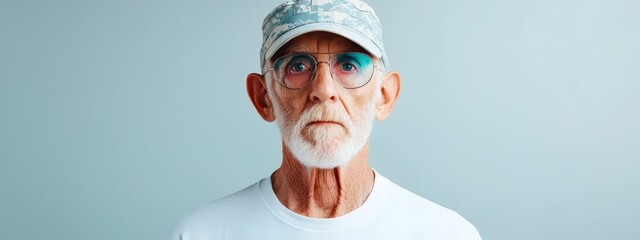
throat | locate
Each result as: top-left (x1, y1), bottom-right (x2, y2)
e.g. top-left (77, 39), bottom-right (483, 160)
top-left (306, 168), bottom-right (345, 217)
top-left (271, 143), bottom-right (374, 218)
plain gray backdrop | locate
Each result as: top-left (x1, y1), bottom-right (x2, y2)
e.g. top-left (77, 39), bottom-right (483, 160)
top-left (1, 0), bottom-right (639, 239)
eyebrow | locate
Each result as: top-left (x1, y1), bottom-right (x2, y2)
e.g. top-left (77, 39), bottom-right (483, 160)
top-left (270, 46), bottom-right (309, 62)
top-left (270, 43), bottom-right (369, 63)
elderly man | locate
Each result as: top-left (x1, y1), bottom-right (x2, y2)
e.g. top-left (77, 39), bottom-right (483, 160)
top-left (174, 0), bottom-right (481, 239)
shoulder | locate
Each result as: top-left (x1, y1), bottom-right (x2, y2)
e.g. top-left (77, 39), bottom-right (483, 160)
top-left (377, 175), bottom-right (482, 239)
top-left (172, 180), bottom-right (266, 240)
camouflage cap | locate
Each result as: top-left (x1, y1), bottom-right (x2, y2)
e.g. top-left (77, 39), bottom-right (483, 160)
top-left (260, 0), bottom-right (387, 71)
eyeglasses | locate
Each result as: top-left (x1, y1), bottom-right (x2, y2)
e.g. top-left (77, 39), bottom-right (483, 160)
top-left (263, 52), bottom-right (383, 90)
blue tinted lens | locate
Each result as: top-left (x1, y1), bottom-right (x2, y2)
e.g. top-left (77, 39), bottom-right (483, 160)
top-left (335, 52), bottom-right (372, 69)
top-left (332, 52), bottom-right (374, 88)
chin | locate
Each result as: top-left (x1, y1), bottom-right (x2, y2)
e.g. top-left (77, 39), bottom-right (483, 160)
top-left (284, 125), bottom-right (372, 169)
top-left (285, 140), bottom-right (358, 169)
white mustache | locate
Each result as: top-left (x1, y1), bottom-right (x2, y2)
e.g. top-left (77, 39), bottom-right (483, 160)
top-left (297, 104), bottom-right (352, 129)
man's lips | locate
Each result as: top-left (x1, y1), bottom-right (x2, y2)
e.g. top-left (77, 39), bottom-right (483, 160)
top-left (307, 120), bottom-right (342, 126)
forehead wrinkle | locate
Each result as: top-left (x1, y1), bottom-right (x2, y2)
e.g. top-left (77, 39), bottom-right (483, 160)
top-left (272, 33), bottom-right (369, 61)
top-left (283, 45), bottom-right (313, 54)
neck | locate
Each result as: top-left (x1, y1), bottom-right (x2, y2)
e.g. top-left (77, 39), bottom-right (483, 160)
top-left (271, 141), bottom-right (375, 218)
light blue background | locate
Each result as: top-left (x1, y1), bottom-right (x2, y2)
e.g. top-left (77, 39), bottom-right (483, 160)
top-left (1, 0), bottom-right (639, 239)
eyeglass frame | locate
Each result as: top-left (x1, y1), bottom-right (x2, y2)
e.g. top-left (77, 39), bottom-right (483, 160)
top-left (262, 52), bottom-right (385, 90)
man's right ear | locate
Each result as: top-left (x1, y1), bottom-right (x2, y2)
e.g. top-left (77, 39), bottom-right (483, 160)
top-left (246, 73), bottom-right (276, 122)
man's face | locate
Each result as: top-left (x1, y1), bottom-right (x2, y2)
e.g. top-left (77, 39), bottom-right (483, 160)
top-left (265, 32), bottom-right (382, 169)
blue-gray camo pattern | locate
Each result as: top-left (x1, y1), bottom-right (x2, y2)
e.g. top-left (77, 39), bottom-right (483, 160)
top-left (260, 0), bottom-right (386, 69)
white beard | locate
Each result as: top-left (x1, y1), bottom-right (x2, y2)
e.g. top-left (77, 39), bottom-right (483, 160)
top-left (269, 86), bottom-right (379, 169)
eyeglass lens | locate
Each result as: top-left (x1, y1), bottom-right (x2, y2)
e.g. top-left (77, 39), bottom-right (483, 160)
top-left (273, 52), bottom-right (374, 89)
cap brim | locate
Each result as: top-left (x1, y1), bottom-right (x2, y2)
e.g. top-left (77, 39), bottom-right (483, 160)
top-left (265, 23), bottom-right (383, 61)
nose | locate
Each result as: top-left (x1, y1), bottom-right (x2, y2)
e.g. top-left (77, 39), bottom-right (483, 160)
top-left (309, 62), bottom-right (338, 103)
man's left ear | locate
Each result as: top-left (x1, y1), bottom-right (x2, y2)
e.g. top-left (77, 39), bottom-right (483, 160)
top-left (375, 71), bottom-right (401, 120)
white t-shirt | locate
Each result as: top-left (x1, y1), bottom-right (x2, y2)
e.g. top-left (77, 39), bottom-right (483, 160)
top-left (174, 172), bottom-right (481, 240)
